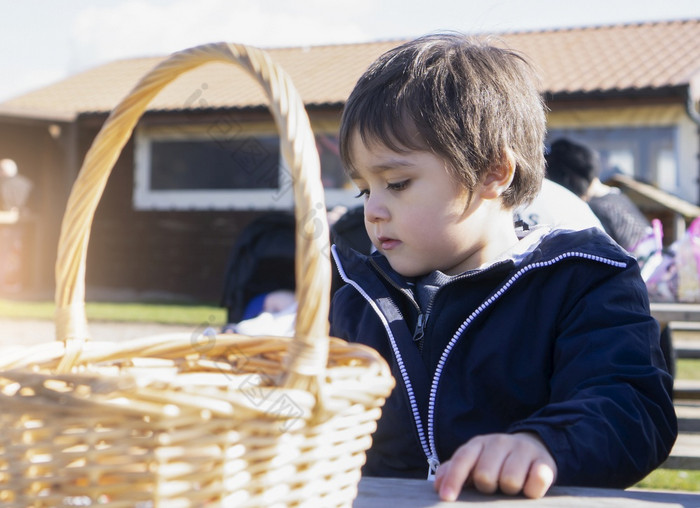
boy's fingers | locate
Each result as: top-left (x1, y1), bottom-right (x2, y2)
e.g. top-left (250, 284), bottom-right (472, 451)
top-left (435, 441), bottom-right (483, 501)
top-left (469, 439), bottom-right (511, 495)
top-left (522, 460), bottom-right (556, 499)
top-left (497, 434), bottom-right (549, 495)
top-left (434, 458), bottom-right (449, 487)
top-left (436, 433), bottom-right (557, 501)
top-left (497, 451), bottom-right (530, 496)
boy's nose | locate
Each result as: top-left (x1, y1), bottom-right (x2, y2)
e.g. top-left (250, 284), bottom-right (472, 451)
top-left (364, 194), bottom-right (389, 223)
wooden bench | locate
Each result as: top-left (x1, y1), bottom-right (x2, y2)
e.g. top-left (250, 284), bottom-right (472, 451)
top-left (659, 308), bottom-right (700, 471)
top-left (650, 303), bottom-right (700, 327)
top-left (674, 340), bottom-right (700, 360)
top-left (665, 432), bottom-right (700, 470)
top-left (676, 403), bottom-right (700, 432)
top-left (675, 380), bottom-right (700, 400)
top-left (667, 321), bottom-right (700, 360)
top-left (667, 321), bottom-right (700, 332)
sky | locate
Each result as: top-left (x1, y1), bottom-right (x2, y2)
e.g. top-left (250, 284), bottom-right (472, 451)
top-left (1, 0), bottom-right (699, 103)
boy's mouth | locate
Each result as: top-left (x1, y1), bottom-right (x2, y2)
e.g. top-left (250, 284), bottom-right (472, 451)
top-left (377, 235), bottom-right (401, 251)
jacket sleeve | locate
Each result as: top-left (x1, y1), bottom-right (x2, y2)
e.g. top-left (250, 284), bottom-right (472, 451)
top-left (507, 259), bottom-right (677, 488)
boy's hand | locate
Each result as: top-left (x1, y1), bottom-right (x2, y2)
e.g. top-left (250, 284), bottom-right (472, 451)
top-left (434, 432), bottom-right (557, 501)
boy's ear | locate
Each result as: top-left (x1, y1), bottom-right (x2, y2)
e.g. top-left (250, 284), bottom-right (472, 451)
top-left (481, 148), bottom-right (516, 200)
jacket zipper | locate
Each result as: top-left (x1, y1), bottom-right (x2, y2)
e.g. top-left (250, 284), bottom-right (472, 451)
top-left (333, 246), bottom-right (627, 480)
top-left (335, 248), bottom-right (434, 468)
top-left (413, 313), bottom-right (426, 349)
top-left (369, 257), bottom-right (429, 350)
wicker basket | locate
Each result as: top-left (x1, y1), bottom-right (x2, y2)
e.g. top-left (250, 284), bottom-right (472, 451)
top-left (0, 43), bottom-right (394, 507)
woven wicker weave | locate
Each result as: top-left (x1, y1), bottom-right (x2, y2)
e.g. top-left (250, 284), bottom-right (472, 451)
top-left (0, 43), bottom-right (394, 507)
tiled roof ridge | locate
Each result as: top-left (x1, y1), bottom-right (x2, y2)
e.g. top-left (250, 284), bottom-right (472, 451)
top-left (59, 18), bottom-right (700, 71)
top-left (216, 18), bottom-right (700, 52)
top-left (111, 18), bottom-right (700, 56)
top-left (492, 17), bottom-right (700, 36)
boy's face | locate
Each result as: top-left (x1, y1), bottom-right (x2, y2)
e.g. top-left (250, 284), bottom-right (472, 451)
top-left (348, 134), bottom-right (508, 277)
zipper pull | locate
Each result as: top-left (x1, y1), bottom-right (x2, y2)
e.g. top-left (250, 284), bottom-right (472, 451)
top-left (413, 313), bottom-right (426, 348)
top-left (427, 455), bottom-right (440, 481)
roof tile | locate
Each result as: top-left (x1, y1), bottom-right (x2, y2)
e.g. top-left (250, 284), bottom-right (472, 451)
top-left (1, 19), bottom-right (699, 119)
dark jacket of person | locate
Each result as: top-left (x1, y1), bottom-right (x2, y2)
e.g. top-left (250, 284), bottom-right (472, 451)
top-left (588, 191), bottom-right (651, 251)
top-left (329, 227), bottom-right (676, 487)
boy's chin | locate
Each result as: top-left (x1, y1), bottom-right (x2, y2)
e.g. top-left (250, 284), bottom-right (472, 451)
top-left (386, 258), bottom-right (432, 278)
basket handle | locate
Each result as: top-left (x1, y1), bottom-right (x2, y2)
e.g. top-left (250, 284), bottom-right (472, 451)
top-left (54, 43), bottom-right (332, 384)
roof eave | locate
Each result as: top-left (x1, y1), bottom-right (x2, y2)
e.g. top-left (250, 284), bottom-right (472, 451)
top-left (546, 85), bottom-right (689, 104)
top-left (0, 105), bottom-right (76, 123)
top-left (75, 101), bottom-right (347, 120)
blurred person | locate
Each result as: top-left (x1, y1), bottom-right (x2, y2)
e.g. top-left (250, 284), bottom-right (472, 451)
top-left (514, 178), bottom-right (603, 231)
top-left (545, 138), bottom-right (651, 253)
top-left (0, 159), bottom-right (33, 212)
top-left (0, 159), bottom-right (33, 293)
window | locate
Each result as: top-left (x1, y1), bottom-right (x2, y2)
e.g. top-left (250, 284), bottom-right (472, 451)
top-left (134, 124), bottom-right (356, 210)
top-left (546, 126), bottom-right (679, 194)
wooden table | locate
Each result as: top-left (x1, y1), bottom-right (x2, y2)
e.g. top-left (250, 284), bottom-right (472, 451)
top-left (650, 302), bottom-right (700, 327)
top-left (354, 477), bottom-right (700, 507)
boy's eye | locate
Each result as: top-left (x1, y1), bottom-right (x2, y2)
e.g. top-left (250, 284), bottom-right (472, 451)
top-left (387, 180), bottom-right (409, 191)
top-left (354, 188), bottom-right (369, 199)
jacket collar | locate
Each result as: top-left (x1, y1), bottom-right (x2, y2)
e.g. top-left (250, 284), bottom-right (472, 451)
top-left (332, 226), bottom-right (632, 290)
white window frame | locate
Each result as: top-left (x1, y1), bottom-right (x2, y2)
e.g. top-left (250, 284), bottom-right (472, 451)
top-left (133, 123), bottom-right (359, 211)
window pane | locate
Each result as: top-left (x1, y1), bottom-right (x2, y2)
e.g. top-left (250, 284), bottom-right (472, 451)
top-left (546, 126), bottom-right (678, 191)
top-left (604, 150), bottom-right (635, 178)
top-left (150, 136), bottom-right (280, 190)
top-left (656, 149), bottom-right (677, 191)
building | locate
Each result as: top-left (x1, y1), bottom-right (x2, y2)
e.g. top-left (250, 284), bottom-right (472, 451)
top-left (0, 19), bottom-right (698, 301)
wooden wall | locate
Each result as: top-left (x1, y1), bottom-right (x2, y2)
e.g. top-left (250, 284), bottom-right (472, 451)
top-left (1, 107), bottom-right (339, 303)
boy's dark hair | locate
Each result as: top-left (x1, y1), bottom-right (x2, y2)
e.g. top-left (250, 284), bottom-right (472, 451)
top-left (339, 33), bottom-right (546, 208)
top-left (545, 138), bottom-right (600, 198)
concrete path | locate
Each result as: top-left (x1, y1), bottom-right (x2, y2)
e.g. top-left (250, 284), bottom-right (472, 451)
top-left (0, 318), bottom-right (197, 347)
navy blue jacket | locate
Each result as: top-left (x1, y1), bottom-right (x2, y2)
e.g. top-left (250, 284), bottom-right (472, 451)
top-left (329, 227), bottom-right (676, 487)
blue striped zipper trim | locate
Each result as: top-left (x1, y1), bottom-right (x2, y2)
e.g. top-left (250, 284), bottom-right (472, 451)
top-left (332, 246), bottom-right (627, 478)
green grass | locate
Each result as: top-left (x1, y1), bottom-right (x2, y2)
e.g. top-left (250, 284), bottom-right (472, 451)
top-left (0, 299), bottom-right (225, 325)
top-left (635, 469), bottom-right (700, 491)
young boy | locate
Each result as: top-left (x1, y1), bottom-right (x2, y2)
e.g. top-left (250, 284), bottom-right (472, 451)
top-left (329, 34), bottom-right (676, 501)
